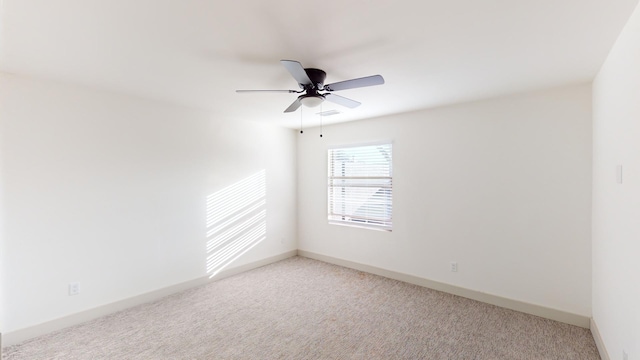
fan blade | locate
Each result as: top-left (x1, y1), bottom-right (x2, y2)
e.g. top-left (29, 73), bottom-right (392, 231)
top-left (284, 98), bottom-right (302, 113)
top-left (324, 93), bottom-right (361, 109)
top-left (324, 75), bottom-right (384, 91)
top-left (236, 90), bottom-right (299, 93)
top-left (281, 60), bottom-right (312, 88)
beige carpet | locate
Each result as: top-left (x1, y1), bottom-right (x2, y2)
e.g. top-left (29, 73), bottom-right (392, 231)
top-left (4, 256), bottom-right (599, 359)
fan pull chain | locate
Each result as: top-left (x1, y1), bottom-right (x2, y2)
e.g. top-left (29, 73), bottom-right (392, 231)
top-left (300, 106), bottom-right (303, 134)
top-left (319, 103), bottom-right (323, 138)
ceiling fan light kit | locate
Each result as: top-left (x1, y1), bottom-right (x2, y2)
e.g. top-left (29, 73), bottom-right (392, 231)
top-left (236, 60), bottom-right (385, 113)
top-left (299, 95), bottom-right (324, 108)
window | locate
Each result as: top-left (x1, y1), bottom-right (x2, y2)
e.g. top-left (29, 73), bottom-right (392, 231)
top-left (328, 142), bottom-right (393, 231)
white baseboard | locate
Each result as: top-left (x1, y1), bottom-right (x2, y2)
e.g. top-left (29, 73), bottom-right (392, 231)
top-left (2, 250), bottom-right (297, 347)
top-left (298, 250), bottom-right (591, 329)
top-left (590, 318), bottom-right (610, 360)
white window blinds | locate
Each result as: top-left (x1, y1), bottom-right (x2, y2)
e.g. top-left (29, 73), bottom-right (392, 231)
top-left (328, 143), bottom-right (393, 231)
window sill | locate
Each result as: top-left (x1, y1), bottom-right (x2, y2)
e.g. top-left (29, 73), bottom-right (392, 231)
top-left (328, 221), bottom-right (392, 232)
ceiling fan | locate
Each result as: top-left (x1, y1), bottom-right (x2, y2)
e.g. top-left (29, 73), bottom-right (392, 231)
top-left (236, 60), bottom-right (385, 113)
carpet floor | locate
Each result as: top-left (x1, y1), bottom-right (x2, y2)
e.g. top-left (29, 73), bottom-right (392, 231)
top-left (3, 256), bottom-right (599, 359)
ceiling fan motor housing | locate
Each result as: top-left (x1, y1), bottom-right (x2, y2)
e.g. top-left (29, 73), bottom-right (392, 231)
top-left (304, 68), bottom-right (327, 90)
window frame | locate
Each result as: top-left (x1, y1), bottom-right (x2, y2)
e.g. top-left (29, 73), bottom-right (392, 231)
top-left (327, 141), bottom-right (393, 232)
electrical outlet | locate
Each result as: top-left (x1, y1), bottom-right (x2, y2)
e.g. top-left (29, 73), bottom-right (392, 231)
top-left (623, 350), bottom-right (628, 360)
top-left (450, 262), bottom-right (458, 272)
top-left (69, 282), bottom-right (81, 296)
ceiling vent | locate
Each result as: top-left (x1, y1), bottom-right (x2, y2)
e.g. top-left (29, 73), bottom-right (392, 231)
top-left (317, 110), bottom-right (341, 116)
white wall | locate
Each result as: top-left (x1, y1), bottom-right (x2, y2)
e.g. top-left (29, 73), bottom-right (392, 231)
top-left (298, 84), bottom-right (592, 316)
top-left (0, 77), bottom-right (4, 343)
top-left (0, 73), bottom-right (297, 334)
top-left (592, 2), bottom-right (640, 358)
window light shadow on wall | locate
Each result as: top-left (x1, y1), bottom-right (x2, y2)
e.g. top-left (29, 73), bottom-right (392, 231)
top-left (206, 170), bottom-right (266, 278)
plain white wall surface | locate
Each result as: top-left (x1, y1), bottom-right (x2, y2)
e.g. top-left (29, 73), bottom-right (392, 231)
top-left (0, 73), bottom-right (297, 334)
top-left (0, 78), bottom-right (4, 337)
top-left (297, 84), bottom-right (593, 316)
top-left (592, 1), bottom-right (640, 357)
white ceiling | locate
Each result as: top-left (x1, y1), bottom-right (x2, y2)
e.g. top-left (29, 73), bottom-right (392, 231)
top-left (1, 0), bottom-right (638, 128)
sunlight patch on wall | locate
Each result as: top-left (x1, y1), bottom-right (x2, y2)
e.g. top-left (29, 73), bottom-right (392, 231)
top-left (206, 170), bottom-right (266, 278)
